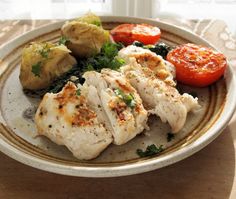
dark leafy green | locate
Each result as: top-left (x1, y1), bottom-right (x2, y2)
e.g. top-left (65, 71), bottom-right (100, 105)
top-left (189, 91), bottom-right (198, 98)
top-left (137, 144), bottom-right (163, 157)
top-left (132, 41), bottom-right (144, 47)
top-left (132, 41), bottom-right (172, 60)
top-left (58, 36), bottom-right (70, 45)
top-left (47, 64), bottom-right (84, 94)
top-left (82, 42), bottom-right (125, 72)
top-left (146, 42), bottom-right (172, 59)
top-left (167, 133), bottom-right (175, 142)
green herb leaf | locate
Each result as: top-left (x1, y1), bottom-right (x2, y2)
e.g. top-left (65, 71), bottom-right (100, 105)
top-left (58, 36), bottom-right (70, 45)
top-left (38, 44), bottom-right (51, 58)
top-left (167, 133), bottom-right (175, 142)
top-left (114, 88), bottom-right (136, 109)
top-left (110, 58), bottom-right (125, 71)
top-left (31, 61), bottom-right (42, 77)
top-left (101, 42), bottom-right (123, 58)
top-left (91, 20), bottom-right (101, 27)
top-left (137, 144), bottom-right (163, 157)
top-left (76, 88), bottom-right (81, 96)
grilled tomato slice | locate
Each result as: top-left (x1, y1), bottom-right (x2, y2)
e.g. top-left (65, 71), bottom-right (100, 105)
top-left (110, 24), bottom-right (161, 46)
top-left (167, 43), bottom-right (227, 87)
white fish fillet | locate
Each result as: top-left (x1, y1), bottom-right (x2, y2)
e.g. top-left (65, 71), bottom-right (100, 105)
top-left (83, 69), bottom-right (148, 145)
top-left (35, 82), bottom-right (113, 160)
top-left (119, 48), bottom-right (199, 133)
top-left (118, 45), bottom-right (176, 86)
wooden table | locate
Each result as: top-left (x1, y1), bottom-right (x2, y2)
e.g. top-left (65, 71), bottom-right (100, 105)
top-left (0, 19), bottom-right (236, 199)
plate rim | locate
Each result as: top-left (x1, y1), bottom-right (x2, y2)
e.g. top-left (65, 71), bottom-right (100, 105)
top-left (0, 16), bottom-right (236, 177)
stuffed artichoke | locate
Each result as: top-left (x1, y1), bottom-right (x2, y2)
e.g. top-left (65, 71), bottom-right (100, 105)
top-left (20, 42), bottom-right (77, 90)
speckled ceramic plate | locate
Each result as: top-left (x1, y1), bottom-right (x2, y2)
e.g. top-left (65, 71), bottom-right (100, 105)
top-left (0, 16), bottom-right (236, 177)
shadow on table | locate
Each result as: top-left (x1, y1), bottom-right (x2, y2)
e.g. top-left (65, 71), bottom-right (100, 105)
top-left (0, 124), bottom-right (235, 199)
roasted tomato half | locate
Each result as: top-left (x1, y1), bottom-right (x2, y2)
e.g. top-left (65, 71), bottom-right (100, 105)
top-left (167, 43), bottom-right (227, 87)
top-left (110, 23), bottom-right (161, 46)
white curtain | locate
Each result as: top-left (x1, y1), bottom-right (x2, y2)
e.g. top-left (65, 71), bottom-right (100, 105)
top-left (0, 0), bottom-right (112, 19)
top-left (111, 0), bottom-right (160, 18)
top-left (0, 0), bottom-right (161, 19)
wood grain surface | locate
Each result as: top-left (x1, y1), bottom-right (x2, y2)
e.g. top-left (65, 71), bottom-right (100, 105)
top-left (0, 19), bottom-right (236, 199)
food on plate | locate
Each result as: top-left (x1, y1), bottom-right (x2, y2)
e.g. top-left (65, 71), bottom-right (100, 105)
top-left (35, 69), bottom-right (148, 159)
top-left (167, 43), bottom-right (227, 87)
top-left (20, 42), bottom-right (77, 90)
top-left (19, 13), bottom-right (228, 160)
top-left (119, 46), bottom-right (199, 133)
top-left (111, 23), bottom-right (161, 46)
top-left (83, 69), bottom-right (148, 145)
top-left (61, 12), bottom-right (110, 58)
top-left (35, 82), bottom-right (113, 160)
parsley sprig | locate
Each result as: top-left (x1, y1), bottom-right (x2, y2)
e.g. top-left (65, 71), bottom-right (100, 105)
top-left (31, 43), bottom-right (52, 77)
top-left (38, 44), bottom-right (51, 58)
top-left (82, 42), bottom-right (125, 72)
top-left (137, 144), bottom-right (163, 157)
top-left (58, 36), bottom-right (70, 45)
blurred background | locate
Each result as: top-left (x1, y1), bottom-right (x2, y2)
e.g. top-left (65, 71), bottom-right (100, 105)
top-left (0, 0), bottom-right (235, 35)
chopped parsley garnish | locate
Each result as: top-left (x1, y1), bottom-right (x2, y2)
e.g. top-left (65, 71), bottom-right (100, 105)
top-left (137, 144), bottom-right (163, 157)
top-left (58, 36), bottom-right (70, 45)
top-left (91, 20), bottom-right (101, 27)
top-left (102, 42), bottom-right (120, 58)
top-left (31, 43), bottom-right (52, 77)
top-left (110, 58), bottom-right (125, 71)
top-left (38, 44), bottom-right (51, 58)
top-left (31, 61), bottom-right (42, 77)
top-left (167, 133), bottom-right (175, 142)
top-left (114, 88), bottom-right (136, 109)
top-left (76, 88), bottom-right (81, 96)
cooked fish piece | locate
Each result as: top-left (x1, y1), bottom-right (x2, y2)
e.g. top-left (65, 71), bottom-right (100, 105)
top-left (35, 82), bottom-right (112, 160)
top-left (117, 45), bottom-right (176, 86)
top-left (83, 69), bottom-right (148, 145)
top-left (121, 62), bottom-right (199, 133)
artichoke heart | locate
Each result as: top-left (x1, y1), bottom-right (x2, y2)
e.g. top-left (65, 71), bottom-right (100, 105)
top-left (61, 12), bottom-right (110, 58)
top-left (20, 42), bottom-right (77, 90)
